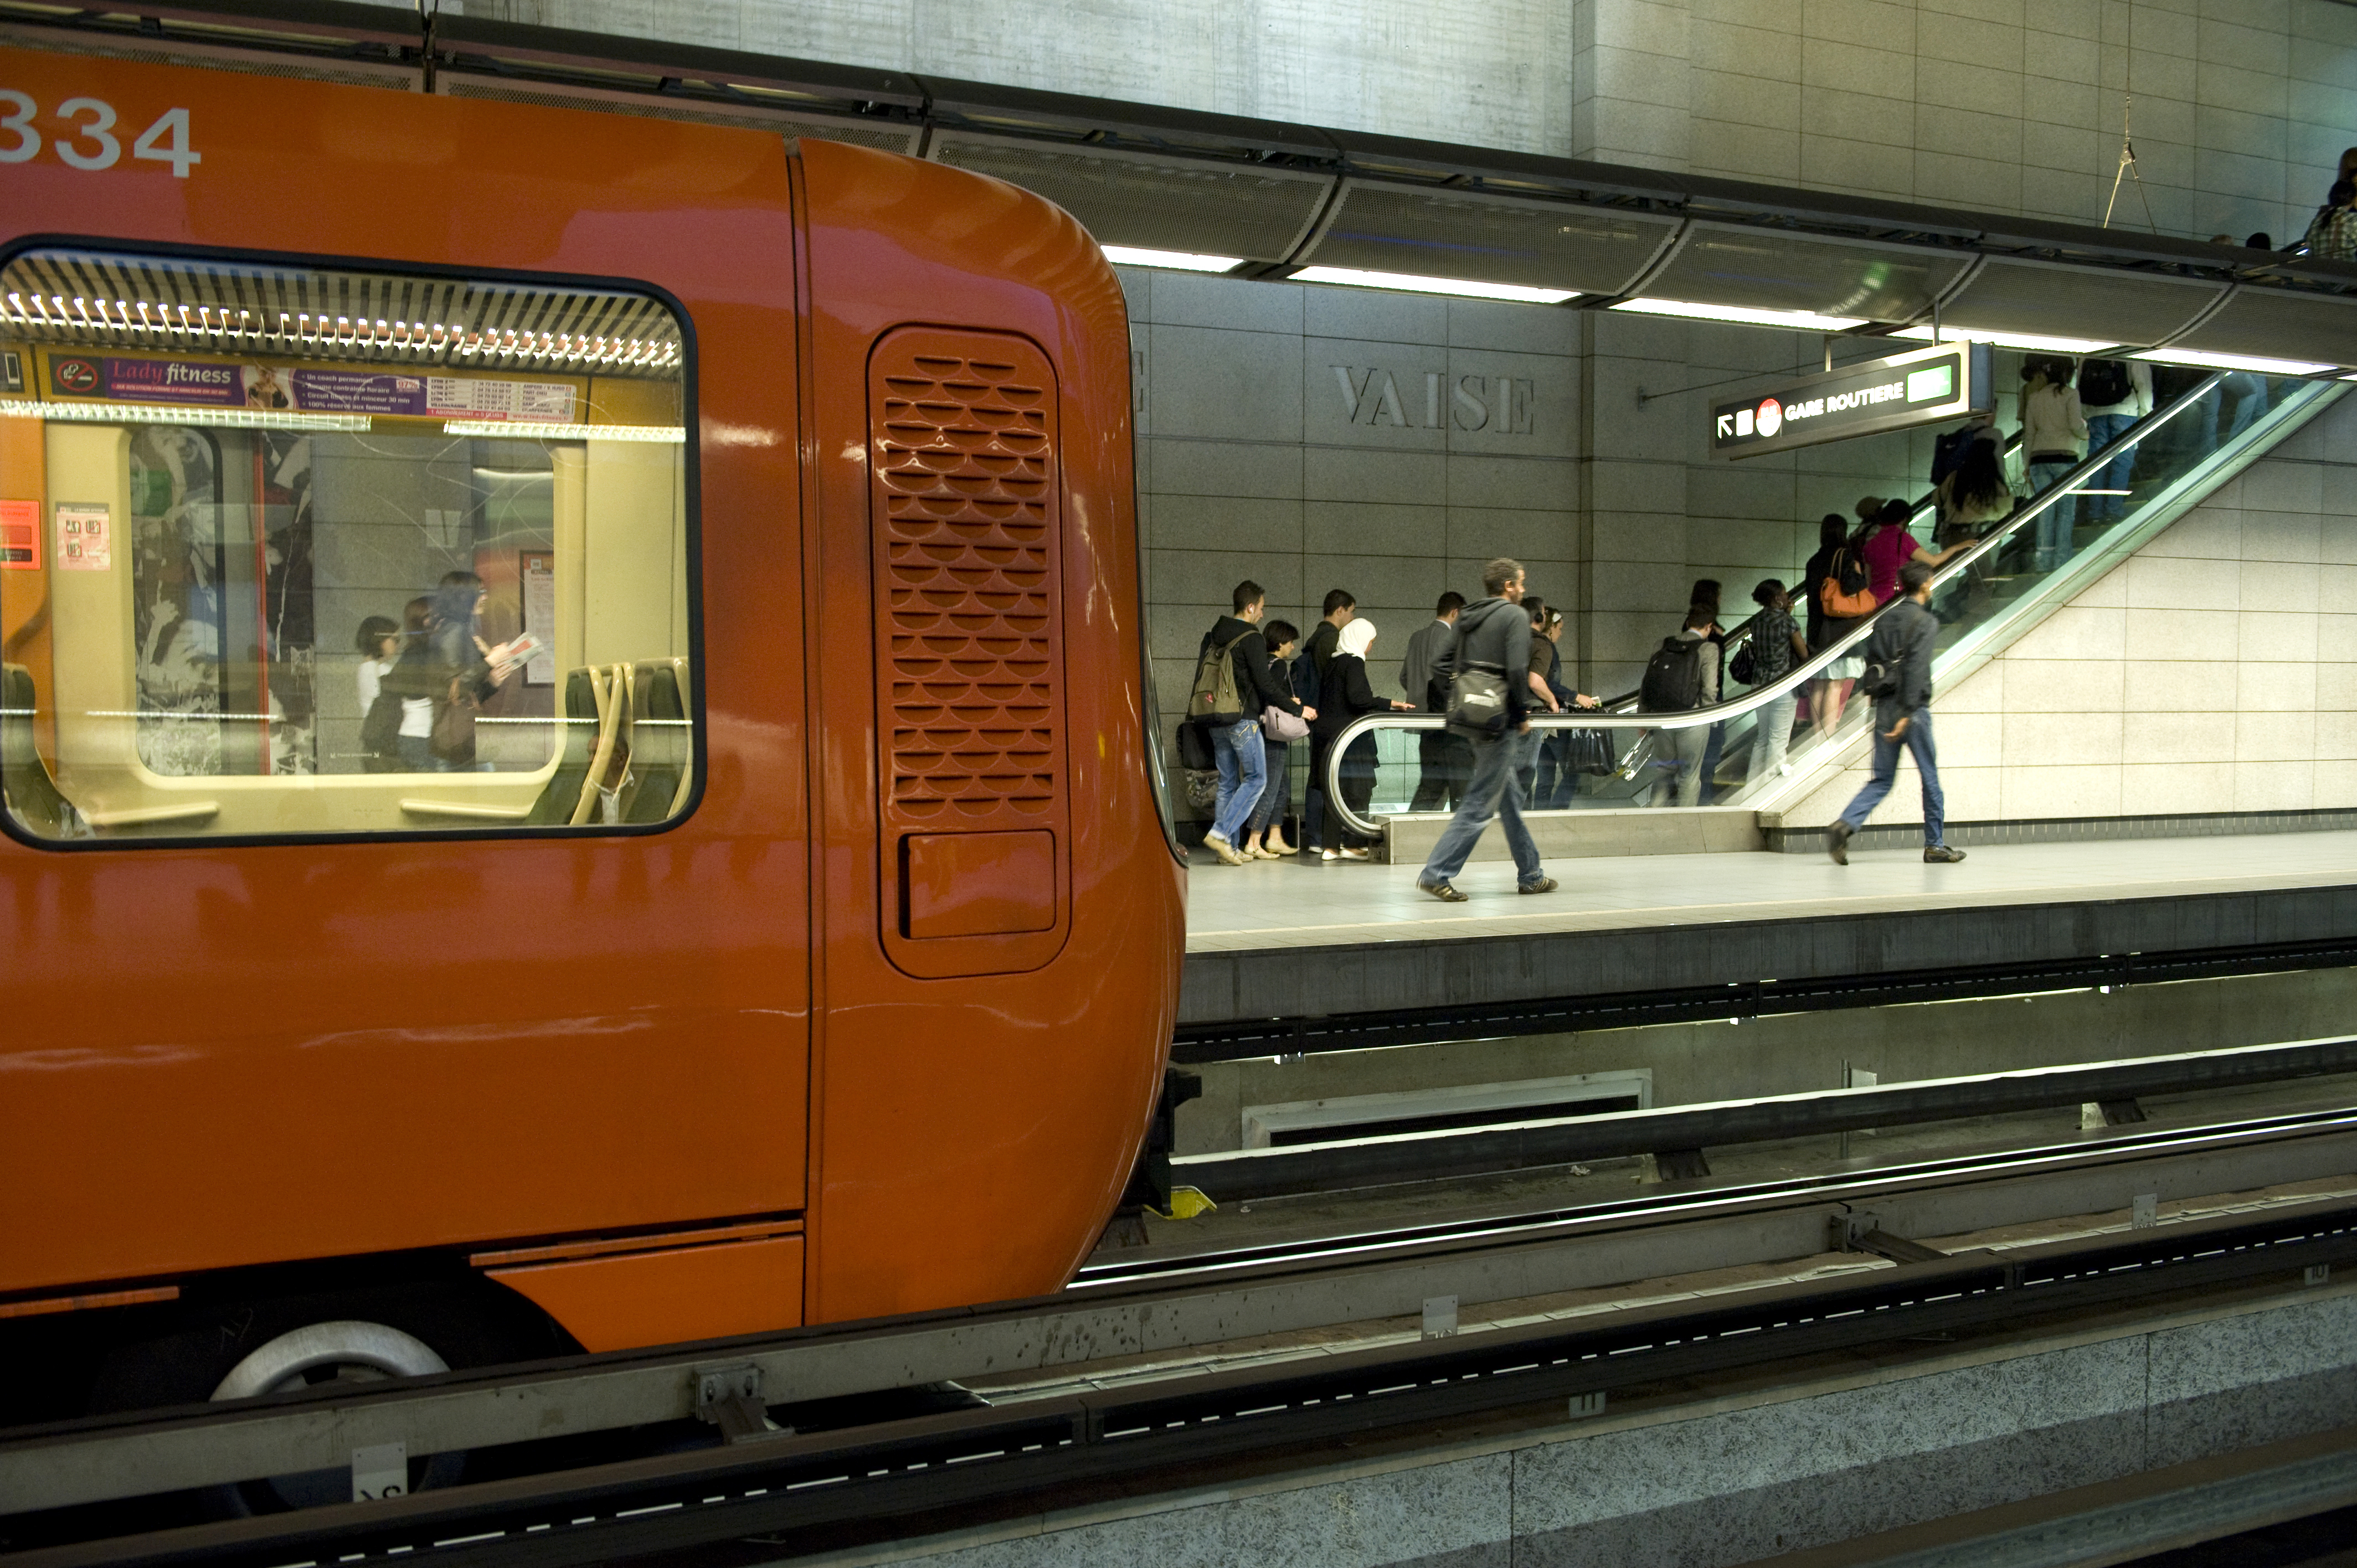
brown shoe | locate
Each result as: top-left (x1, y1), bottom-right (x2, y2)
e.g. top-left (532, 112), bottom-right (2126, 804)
top-left (1419, 879), bottom-right (1469, 903)
top-left (1828, 822), bottom-right (1851, 865)
top-left (1924, 845), bottom-right (1967, 863)
top-left (1518, 876), bottom-right (1558, 895)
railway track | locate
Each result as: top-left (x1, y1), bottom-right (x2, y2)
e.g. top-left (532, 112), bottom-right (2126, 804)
top-left (9, 1079), bottom-right (2357, 1568)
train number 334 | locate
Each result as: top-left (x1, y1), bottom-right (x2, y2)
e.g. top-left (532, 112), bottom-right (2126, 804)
top-left (0, 93), bottom-right (199, 177)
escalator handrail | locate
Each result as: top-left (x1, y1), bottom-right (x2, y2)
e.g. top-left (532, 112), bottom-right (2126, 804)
top-left (1317, 370), bottom-right (2245, 836)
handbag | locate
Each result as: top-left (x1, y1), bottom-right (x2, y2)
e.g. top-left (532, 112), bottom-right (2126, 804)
top-left (1567, 727), bottom-right (1615, 776)
top-left (429, 678), bottom-right (480, 764)
top-left (1261, 704), bottom-right (1309, 742)
top-left (1445, 661), bottom-right (1511, 735)
top-left (1820, 546), bottom-right (1876, 618)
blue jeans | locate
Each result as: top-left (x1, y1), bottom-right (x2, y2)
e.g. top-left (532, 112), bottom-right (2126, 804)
top-left (1247, 739), bottom-right (1290, 834)
top-left (1747, 690), bottom-right (1798, 786)
top-left (1210, 717), bottom-right (1265, 844)
top-left (2084, 411), bottom-right (2137, 519)
top-left (2221, 372), bottom-right (2268, 440)
top-left (1420, 728), bottom-right (1544, 888)
top-left (1838, 705), bottom-right (1944, 847)
top-left (2027, 460), bottom-right (2076, 571)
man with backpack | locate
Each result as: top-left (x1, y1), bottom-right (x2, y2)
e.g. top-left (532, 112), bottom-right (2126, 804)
top-left (1828, 560), bottom-right (1964, 865)
top-left (1190, 580), bottom-right (1313, 865)
top-left (1639, 604), bottom-right (1720, 806)
top-left (2076, 355), bottom-right (2152, 523)
top-left (1416, 558), bottom-right (1556, 902)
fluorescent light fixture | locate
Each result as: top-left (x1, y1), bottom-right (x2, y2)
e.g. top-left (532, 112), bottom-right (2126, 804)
top-left (0, 399), bottom-right (370, 431)
top-left (1893, 324), bottom-right (2116, 354)
top-left (443, 420), bottom-right (685, 442)
top-left (1100, 246), bottom-right (1244, 274)
top-left (1612, 297), bottom-right (1866, 332)
top-left (2132, 348), bottom-right (2333, 376)
top-left (1289, 266), bottom-right (1578, 305)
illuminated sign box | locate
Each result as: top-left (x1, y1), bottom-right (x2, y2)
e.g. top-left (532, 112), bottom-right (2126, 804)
top-left (1709, 340), bottom-right (1991, 460)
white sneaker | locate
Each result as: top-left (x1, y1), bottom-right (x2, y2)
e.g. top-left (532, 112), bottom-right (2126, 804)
top-left (1203, 829), bottom-right (1247, 866)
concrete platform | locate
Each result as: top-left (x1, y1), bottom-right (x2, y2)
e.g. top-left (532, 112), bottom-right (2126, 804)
top-left (1179, 829), bottom-right (2357, 1028)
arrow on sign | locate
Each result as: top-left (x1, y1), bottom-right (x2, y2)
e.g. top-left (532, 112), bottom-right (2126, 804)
top-left (1716, 414), bottom-right (1733, 438)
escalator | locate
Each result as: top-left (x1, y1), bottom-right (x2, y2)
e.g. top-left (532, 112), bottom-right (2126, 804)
top-left (1323, 364), bottom-right (2350, 839)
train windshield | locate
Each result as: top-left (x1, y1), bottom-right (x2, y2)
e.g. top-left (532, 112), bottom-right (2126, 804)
top-left (0, 249), bottom-right (695, 843)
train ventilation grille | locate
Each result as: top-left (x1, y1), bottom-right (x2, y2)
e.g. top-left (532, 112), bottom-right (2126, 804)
top-left (872, 334), bottom-right (1061, 822)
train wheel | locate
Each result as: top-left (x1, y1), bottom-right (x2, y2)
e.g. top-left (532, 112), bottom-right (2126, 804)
top-left (207, 1319), bottom-right (466, 1512)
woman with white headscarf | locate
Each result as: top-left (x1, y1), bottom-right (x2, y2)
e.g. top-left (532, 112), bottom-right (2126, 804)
top-left (1310, 617), bottom-right (1414, 861)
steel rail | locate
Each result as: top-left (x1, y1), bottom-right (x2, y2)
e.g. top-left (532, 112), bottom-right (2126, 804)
top-left (1167, 1035), bottom-right (2357, 1200)
top-left (12, 1195), bottom-right (2357, 1568)
top-left (8, 1099), bottom-right (2357, 1525)
top-left (1313, 369), bottom-right (2349, 840)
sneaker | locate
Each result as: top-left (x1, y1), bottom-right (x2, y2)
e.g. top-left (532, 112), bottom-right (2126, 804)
top-left (1203, 829), bottom-right (1247, 866)
top-left (1924, 845), bottom-right (1967, 863)
top-left (1418, 879), bottom-right (1469, 903)
top-left (1339, 846), bottom-right (1371, 861)
top-left (1518, 876), bottom-right (1558, 895)
top-left (1827, 821), bottom-right (1851, 865)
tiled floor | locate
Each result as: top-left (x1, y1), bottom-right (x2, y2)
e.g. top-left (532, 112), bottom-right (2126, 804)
top-left (1183, 831), bottom-right (2357, 954)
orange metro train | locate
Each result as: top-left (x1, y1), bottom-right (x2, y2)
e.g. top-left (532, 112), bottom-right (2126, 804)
top-left (0, 29), bottom-right (1185, 1415)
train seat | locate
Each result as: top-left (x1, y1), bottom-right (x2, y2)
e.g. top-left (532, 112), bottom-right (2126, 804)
top-left (525, 667), bottom-right (607, 826)
top-left (1, 663), bottom-right (80, 839)
top-left (624, 659), bottom-right (691, 823)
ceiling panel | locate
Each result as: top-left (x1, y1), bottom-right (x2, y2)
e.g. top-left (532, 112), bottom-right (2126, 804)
top-left (2169, 286), bottom-right (2357, 368)
top-left (929, 133), bottom-right (1334, 262)
top-left (1635, 223), bottom-right (1972, 323)
top-left (1293, 179), bottom-right (1679, 295)
top-left (1936, 256), bottom-right (2224, 348)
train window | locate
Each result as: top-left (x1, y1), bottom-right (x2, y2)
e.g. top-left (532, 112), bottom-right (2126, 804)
top-left (0, 248), bottom-right (694, 844)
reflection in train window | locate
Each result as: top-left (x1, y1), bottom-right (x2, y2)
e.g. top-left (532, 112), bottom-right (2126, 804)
top-left (0, 249), bottom-right (694, 843)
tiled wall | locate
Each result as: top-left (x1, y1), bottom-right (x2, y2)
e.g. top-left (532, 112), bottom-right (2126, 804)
top-left (1575, 0), bottom-right (2357, 246)
top-left (1125, 266), bottom-right (1583, 724)
top-left (462, 0), bottom-right (2357, 247)
top-left (1777, 390), bottom-right (2357, 828)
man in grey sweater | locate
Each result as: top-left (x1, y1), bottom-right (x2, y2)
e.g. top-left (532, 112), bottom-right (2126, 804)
top-left (1829, 560), bottom-right (1965, 864)
top-left (1417, 558), bottom-right (1557, 901)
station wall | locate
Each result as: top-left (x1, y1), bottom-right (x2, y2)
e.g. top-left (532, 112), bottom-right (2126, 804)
top-left (1776, 389), bottom-right (2357, 827)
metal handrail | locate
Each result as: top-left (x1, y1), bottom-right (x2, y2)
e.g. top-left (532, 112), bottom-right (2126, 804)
top-left (1318, 369), bottom-right (2239, 837)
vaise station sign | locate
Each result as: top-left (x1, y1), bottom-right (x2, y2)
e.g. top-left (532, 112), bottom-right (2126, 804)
top-left (1710, 340), bottom-right (1991, 460)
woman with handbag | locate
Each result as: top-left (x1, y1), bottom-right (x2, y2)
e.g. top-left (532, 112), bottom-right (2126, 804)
top-left (1311, 618), bottom-right (1413, 861)
top-left (1808, 514), bottom-right (1872, 741)
top-left (1244, 620), bottom-right (1305, 859)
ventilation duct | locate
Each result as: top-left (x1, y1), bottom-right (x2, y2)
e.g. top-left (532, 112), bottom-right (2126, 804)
top-left (1293, 179), bottom-right (1680, 296)
top-left (1931, 256), bottom-right (2226, 349)
top-left (928, 133), bottom-right (1334, 262)
top-left (1634, 223), bottom-right (1972, 324)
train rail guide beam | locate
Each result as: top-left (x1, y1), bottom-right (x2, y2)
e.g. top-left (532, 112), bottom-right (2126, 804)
top-left (8, 1194), bottom-right (2357, 1568)
top-left (1172, 1034), bottom-right (2357, 1198)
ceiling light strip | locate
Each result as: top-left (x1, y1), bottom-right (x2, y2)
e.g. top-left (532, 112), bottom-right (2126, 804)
top-left (2132, 348), bottom-right (2335, 376)
top-left (1892, 324), bottom-right (2119, 354)
top-left (1612, 298), bottom-right (1867, 332)
top-left (442, 420), bottom-right (687, 442)
top-left (1289, 265), bottom-right (1578, 304)
top-left (0, 400), bottom-right (373, 431)
top-left (1100, 246), bottom-right (1246, 274)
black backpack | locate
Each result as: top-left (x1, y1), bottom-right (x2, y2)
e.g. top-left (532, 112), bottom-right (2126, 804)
top-left (2079, 357), bottom-right (2132, 407)
top-left (1930, 425), bottom-right (1974, 486)
top-left (1639, 636), bottom-right (1705, 713)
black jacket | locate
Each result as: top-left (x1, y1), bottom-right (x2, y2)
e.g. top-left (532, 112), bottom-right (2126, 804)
top-left (1303, 620), bottom-right (1341, 684)
top-left (1865, 596), bottom-right (1938, 717)
top-left (1310, 653), bottom-right (1387, 745)
top-left (1198, 615), bottom-right (1301, 718)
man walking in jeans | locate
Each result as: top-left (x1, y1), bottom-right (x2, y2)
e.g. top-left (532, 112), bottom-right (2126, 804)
top-left (1417, 558), bottom-right (1556, 902)
top-left (1828, 561), bottom-right (1966, 865)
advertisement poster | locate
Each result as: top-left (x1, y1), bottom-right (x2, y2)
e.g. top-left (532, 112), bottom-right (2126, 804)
top-left (0, 498), bottom-right (37, 570)
top-left (54, 502), bottom-right (110, 571)
top-left (521, 553), bottom-right (557, 686)
top-left (46, 352), bottom-right (579, 424)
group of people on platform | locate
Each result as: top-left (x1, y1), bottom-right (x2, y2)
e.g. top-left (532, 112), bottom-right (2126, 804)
top-left (1188, 564), bottom-right (1597, 890)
